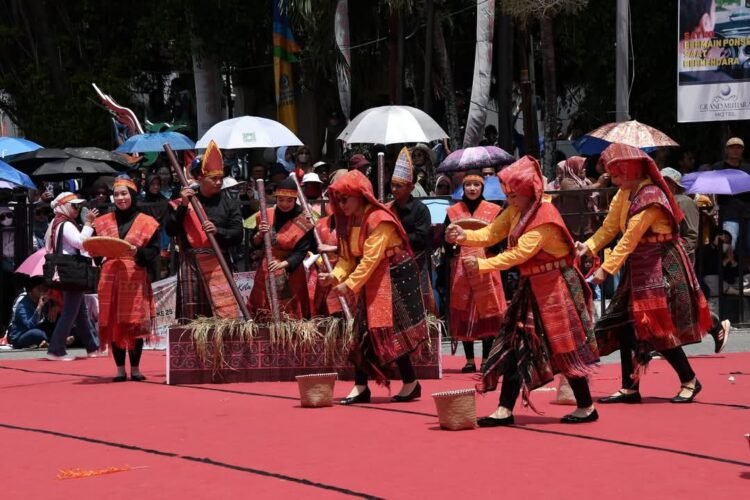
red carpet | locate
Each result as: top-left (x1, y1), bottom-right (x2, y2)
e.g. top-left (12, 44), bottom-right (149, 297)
top-left (1, 352), bottom-right (748, 499)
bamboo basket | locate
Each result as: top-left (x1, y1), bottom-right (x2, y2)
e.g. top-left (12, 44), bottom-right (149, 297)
top-left (296, 373), bottom-right (338, 408)
top-left (432, 389), bottom-right (477, 430)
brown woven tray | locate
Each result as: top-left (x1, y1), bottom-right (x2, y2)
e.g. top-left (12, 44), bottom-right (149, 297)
top-left (83, 236), bottom-right (136, 259)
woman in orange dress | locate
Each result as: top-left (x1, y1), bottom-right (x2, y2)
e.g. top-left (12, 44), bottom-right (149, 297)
top-left (444, 171), bottom-right (506, 373)
top-left (94, 176), bottom-right (160, 382)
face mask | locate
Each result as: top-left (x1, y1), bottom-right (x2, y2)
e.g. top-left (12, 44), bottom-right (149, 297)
top-left (722, 243), bottom-right (731, 252)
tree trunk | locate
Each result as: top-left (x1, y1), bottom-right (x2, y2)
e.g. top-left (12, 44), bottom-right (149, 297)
top-left (433, 12), bottom-right (461, 150)
top-left (26, 0), bottom-right (64, 96)
top-left (540, 15), bottom-right (557, 179)
top-left (496, 13), bottom-right (514, 152)
top-left (191, 36), bottom-right (224, 137)
top-left (516, 24), bottom-right (539, 159)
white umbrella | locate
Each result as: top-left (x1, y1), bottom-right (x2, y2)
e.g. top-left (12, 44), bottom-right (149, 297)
top-left (196, 116), bottom-right (303, 149)
top-left (337, 105), bottom-right (448, 145)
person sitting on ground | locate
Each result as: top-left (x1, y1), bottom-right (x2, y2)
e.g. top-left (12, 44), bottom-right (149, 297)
top-left (6, 276), bottom-right (59, 349)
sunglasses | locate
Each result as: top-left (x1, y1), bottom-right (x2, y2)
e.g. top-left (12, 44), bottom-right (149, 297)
top-left (0, 213), bottom-right (13, 220)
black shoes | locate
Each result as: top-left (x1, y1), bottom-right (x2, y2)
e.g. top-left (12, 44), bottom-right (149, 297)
top-left (340, 387), bottom-right (371, 405)
top-left (477, 415), bottom-right (514, 427)
top-left (598, 390), bottom-right (642, 404)
top-left (112, 375), bottom-right (127, 383)
top-left (461, 362), bottom-right (477, 373)
top-left (710, 320), bottom-right (731, 354)
top-left (561, 409), bottom-right (599, 424)
top-left (392, 382), bottom-right (421, 402)
top-left (131, 374), bottom-right (147, 382)
top-left (670, 379), bottom-right (702, 403)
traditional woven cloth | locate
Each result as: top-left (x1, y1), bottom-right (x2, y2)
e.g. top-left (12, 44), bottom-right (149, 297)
top-left (310, 216), bottom-right (343, 315)
top-left (595, 185), bottom-right (711, 376)
top-left (176, 204), bottom-right (240, 320)
top-left (447, 201), bottom-right (505, 341)
top-left (392, 147), bottom-right (414, 184)
top-left (248, 206), bottom-right (313, 319)
top-left (95, 212), bottom-right (160, 349)
top-left (480, 265), bottom-right (598, 399)
top-left (349, 251), bottom-right (429, 383)
top-left (327, 170), bottom-right (427, 384)
top-left (479, 165), bottom-right (598, 403)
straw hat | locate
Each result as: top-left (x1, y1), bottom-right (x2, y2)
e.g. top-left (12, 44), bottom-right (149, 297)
top-left (295, 373), bottom-right (338, 407)
top-left (432, 388), bottom-right (478, 430)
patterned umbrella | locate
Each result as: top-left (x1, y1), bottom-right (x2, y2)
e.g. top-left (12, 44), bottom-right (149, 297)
top-left (574, 120), bottom-right (679, 155)
top-left (437, 146), bottom-right (514, 173)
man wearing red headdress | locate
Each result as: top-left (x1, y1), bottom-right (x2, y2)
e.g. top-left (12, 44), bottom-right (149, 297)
top-left (319, 170), bottom-right (429, 404)
top-left (578, 143), bottom-right (713, 405)
top-left (447, 156), bottom-right (599, 425)
top-left (166, 141), bottom-right (243, 320)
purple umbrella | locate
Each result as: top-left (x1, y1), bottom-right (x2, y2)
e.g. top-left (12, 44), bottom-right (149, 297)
top-left (683, 169), bottom-right (750, 195)
top-left (437, 146), bottom-right (514, 173)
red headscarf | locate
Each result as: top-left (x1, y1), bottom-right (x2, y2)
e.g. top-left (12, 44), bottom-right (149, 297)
top-left (327, 169), bottom-right (408, 244)
top-left (498, 155), bottom-right (546, 246)
top-left (599, 143), bottom-right (684, 224)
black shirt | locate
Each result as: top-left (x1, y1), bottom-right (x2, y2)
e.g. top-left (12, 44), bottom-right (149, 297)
top-left (390, 196), bottom-right (432, 254)
top-left (165, 192), bottom-right (244, 249)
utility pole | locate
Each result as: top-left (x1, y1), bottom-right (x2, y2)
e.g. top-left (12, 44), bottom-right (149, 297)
top-left (615, 0), bottom-right (630, 122)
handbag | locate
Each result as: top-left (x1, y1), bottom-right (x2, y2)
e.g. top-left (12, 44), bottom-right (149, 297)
top-left (43, 221), bottom-right (100, 292)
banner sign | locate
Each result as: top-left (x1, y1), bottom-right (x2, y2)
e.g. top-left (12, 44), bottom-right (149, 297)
top-left (678, 1), bottom-right (750, 122)
top-left (145, 273), bottom-right (255, 349)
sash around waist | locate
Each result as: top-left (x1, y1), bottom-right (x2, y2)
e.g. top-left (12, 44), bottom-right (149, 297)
top-left (520, 258), bottom-right (569, 277)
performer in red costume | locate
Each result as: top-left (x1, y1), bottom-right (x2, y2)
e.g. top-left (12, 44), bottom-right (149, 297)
top-left (448, 156), bottom-right (599, 425)
top-left (319, 170), bottom-right (428, 405)
top-left (579, 143), bottom-right (712, 404)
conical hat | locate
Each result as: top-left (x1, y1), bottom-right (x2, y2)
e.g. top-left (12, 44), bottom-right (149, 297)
top-left (392, 147), bottom-right (414, 185)
top-left (200, 140), bottom-right (224, 178)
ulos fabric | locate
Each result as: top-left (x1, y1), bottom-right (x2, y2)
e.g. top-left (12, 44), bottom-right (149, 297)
top-left (349, 252), bottom-right (428, 384)
top-left (447, 201), bottom-right (505, 341)
top-left (248, 207), bottom-right (313, 320)
top-left (310, 216), bottom-right (343, 315)
top-left (596, 240), bottom-right (710, 374)
top-left (595, 183), bottom-right (711, 377)
top-left (480, 265), bottom-right (598, 405)
top-left (95, 212), bottom-right (159, 349)
top-left (175, 202), bottom-right (240, 320)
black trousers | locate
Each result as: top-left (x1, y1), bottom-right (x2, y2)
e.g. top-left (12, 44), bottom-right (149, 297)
top-left (354, 354), bottom-right (416, 385)
top-left (619, 334), bottom-right (695, 390)
top-left (112, 339), bottom-right (144, 368)
top-left (463, 338), bottom-right (493, 361)
top-left (496, 353), bottom-right (593, 409)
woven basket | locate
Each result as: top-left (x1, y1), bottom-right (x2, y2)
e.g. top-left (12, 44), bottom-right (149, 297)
top-left (296, 373), bottom-right (338, 408)
top-left (432, 389), bottom-right (477, 430)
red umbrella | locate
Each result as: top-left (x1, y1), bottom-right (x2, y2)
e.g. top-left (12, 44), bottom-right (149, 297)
top-left (15, 248), bottom-right (46, 277)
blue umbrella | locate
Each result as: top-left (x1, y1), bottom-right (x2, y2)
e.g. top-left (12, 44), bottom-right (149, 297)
top-left (115, 132), bottom-right (195, 153)
top-left (0, 137), bottom-right (42, 158)
top-left (422, 198), bottom-right (451, 224)
top-left (0, 159), bottom-right (36, 189)
top-left (451, 175), bottom-right (506, 201)
top-left (573, 135), bottom-right (658, 155)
